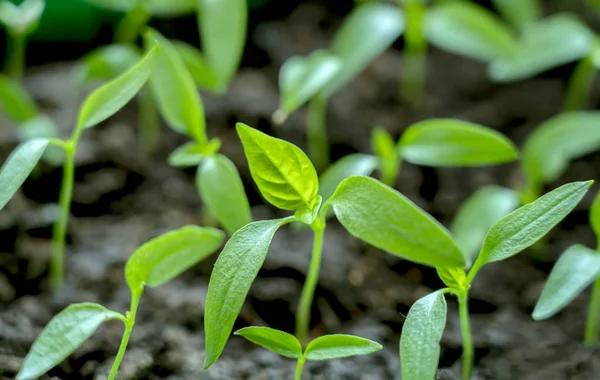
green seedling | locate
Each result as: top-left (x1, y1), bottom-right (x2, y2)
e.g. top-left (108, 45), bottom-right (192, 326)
top-left (323, 176), bottom-right (591, 379)
top-left (0, 0), bottom-right (44, 78)
top-left (16, 225), bottom-right (225, 380)
top-left (203, 124), bottom-right (385, 375)
top-left (533, 191), bottom-right (600, 346)
top-left (234, 327), bottom-right (382, 380)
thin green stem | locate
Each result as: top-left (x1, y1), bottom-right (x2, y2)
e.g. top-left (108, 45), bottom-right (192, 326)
top-left (295, 218), bottom-right (326, 344)
top-left (5, 31), bottom-right (25, 79)
top-left (401, 2), bottom-right (427, 106)
top-left (294, 357), bottom-right (306, 380)
top-left (585, 275), bottom-right (600, 345)
top-left (108, 289), bottom-right (142, 380)
top-left (307, 94), bottom-right (328, 173)
top-left (380, 156), bottom-right (401, 187)
top-left (458, 291), bottom-right (474, 380)
top-left (115, 4), bottom-right (151, 44)
top-left (564, 55), bottom-right (597, 111)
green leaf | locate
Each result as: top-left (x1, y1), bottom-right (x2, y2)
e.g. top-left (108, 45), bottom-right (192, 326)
top-left (319, 153), bottom-right (378, 203)
top-left (197, 154), bottom-right (252, 235)
top-left (236, 123), bottom-right (319, 210)
top-left (144, 29), bottom-right (206, 143)
top-left (304, 334), bottom-right (382, 361)
top-left (329, 176), bottom-right (466, 268)
top-left (0, 0), bottom-right (44, 35)
top-left (294, 195), bottom-right (322, 225)
top-left (475, 181), bottom-right (593, 266)
top-left (425, 2), bottom-right (517, 62)
top-left (521, 112), bottom-right (600, 186)
top-left (591, 191), bottom-right (600, 242)
top-left (372, 126), bottom-right (399, 185)
top-left (436, 266), bottom-right (467, 291)
top-left (399, 119), bottom-right (518, 166)
top-left (168, 139), bottom-right (220, 168)
top-left (533, 245), bottom-right (600, 320)
top-left (125, 225), bottom-right (225, 291)
top-left (16, 303), bottom-right (124, 380)
top-left (197, 0), bottom-right (247, 90)
top-left (234, 326), bottom-right (302, 359)
top-left (172, 40), bottom-right (219, 90)
top-left (0, 74), bottom-right (37, 122)
top-left (76, 44), bottom-right (141, 86)
top-left (491, 0), bottom-right (540, 30)
top-left (451, 186), bottom-right (520, 261)
top-left (0, 138), bottom-right (48, 211)
top-left (77, 44), bottom-right (157, 130)
top-left (489, 14), bottom-right (595, 82)
top-left (279, 50), bottom-right (341, 113)
top-left (400, 290), bottom-right (447, 380)
top-left (85, 0), bottom-right (196, 16)
top-left (326, 3), bottom-right (404, 95)
top-left (204, 217), bottom-right (291, 369)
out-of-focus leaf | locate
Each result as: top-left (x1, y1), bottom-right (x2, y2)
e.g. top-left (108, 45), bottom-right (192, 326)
top-left (590, 191), bottom-right (600, 241)
top-left (491, 0), bottom-right (540, 30)
top-left (172, 40), bottom-right (219, 90)
top-left (0, 0), bottom-right (45, 35)
top-left (0, 74), bottom-right (37, 122)
top-left (85, 0), bottom-right (196, 16)
top-left (77, 44), bottom-right (141, 86)
top-left (319, 154), bottom-right (378, 203)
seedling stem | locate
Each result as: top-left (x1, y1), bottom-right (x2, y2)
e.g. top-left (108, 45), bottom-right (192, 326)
top-left (401, 1), bottom-right (427, 106)
top-left (307, 94), bottom-right (328, 173)
top-left (108, 288), bottom-right (142, 380)
top-left (457, 291), bottom-right (473, 380)
top-left (294, 357), bottom-right (306, 380)
top-left (6, 31), bottom-right (25, 79)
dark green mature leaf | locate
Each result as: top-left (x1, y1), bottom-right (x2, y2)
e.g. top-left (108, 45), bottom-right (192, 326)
top-left (0, 138), bottom-right (48, 211)
top-left (0, 0), bottom-right (44, 34)
top-left (425, 2), bottom-right (517, 62)
top-left (197, 0), bottom-right (247, 90)
top-left (77, 44), bottom-right (157, 130)
top-left (399, 119), bottom-right (518, 166)
top-left (491, 0), bottom-right (540, 29)
top-left (77, 44), bottom-right (141, 86)
top-left (144, 29), bottom-right (206, 143)
top-left (400, 290), bottom-right (447, 380)
top-left (319, 153), bottom-right (378, 202)
top-left (533, 245), bottom-right (600, 320)
top-left (197, 154), bottom-right (252, 235)
top-left (204, 218), bottom-right (292, 369)
top-left (326, 3), bottom-right (404, 95)
top-left (234, 327), bottom-right (302, 359)
top-left (172, 41), bottom-right (219, 90)
top-left (521, 112), bottom-right (600, 186)
top-left (475, 181), bottom-right (592, 266)
top-left (590, 191), bottom-right (600, 241)
top-left (304, 334), bottom-right (382, 361)
top-left (489, 14), bottom-right (595, 82)
top-left (329, 176), bottom-right (466, 268)
top-left (236, 123), bottom-right (319, 210)
top-left (0, 74), bottom-right (37, 122)
top-left (16, 303), bottom-right (124, 380)
top-left (451, 186), bottom-right (520, 261)
top-left (125, 226), bottom-right (225, 291)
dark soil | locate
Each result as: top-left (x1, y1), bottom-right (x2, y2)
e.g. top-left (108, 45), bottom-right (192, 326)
top-left (2, 1), bottom-right (600, 379)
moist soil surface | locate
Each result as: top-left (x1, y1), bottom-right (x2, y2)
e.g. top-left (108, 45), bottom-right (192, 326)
top-left (2, 1), bottom-right (600, 379)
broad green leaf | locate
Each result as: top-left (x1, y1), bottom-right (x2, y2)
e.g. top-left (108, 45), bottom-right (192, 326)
top-left (329, 176), bottom-right (465, 268)
top-left (475, 181), bottom-right (592, 266)
top-left (436, 266), bottom-right (467, 291)
top-left (234, 326), bottom-right (302, 359)
top-left (399, 119), bottom-right (518, 166)
top-left (425, 2), bottom-right (517, 62)
top-left (521, 112), bottom-right (600, 186)
top-left (144, 29), bottom-right (206, 143)
top-left (279, 50), bottom-right (341, 113)
top-left (533, 245), bottom-right (600, 320)
top-left (197, 154), bottom-right (252, 235)
top-left (172, 40), bottom-right (219, 90)
top-left (236, 123), bottom-right (319, 210)
top-left (125, 225), bottom-right (225, 291)
top-left (16, 303), bottom-right (124, 380)
top-left (0, 138), bottom-right (48, 210)
top-left (591, 191), bottom-right (600, 241)
top-left (0, 0), bottom-right (44, 35)
top-left (197, 0), bottom-right (247, 90)
top-left (76, 44), bottom-right (141, 86)
top-left (304, 334), bottom-right (382, 361)
top-left (451, 186), bottom-right (520, 261)
top-left (77, 44), bottom-right (157, 130)
top-left (168, 139), bottom-right (220, 168)
top-left (400, 290), bottom-right (447, 380)
top-left (319, 153), bottom-right (378, 202)
top-left (85, 0), bottom-right (196, 16)
top-left (326, 3), bottom-right (404, 95)
top-left (491, 0), bottom-right (540, 30)
top-left (489, 14), bottom-right (595, 82)
top-left (204, 217), bottom-right (291, 369)
top-left (0, 74), bottom-right (37, 122)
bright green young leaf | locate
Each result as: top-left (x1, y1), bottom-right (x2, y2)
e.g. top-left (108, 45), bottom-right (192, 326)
top-left (279, 50), bottom-right (341, 113)
top-left (436, 267), bottom-right (467, 291)
top-left (236, 123), bottom-right (319, 210)
top-left (0, 0), bottom-right (44, 35)
top-left (451, 186), bottom-right (520, 261)
top-left (319, 153), bottom-right (378, 203)
top-left (372, 126), bottom-right (399, 185)
top-left (125, 225), bottom-right (225, 291)
top-left (521, 112), bottom-right (600, 187)
top-left (197, 0), bottom-right (247, 90)
top-left (234, 326), bottom-right (302, 359)
top-left (0, 74), bottom-right (37, 122)
top-left (399, 119), bottom-right (518, 166)
top-left (77, 44), bottom-right (157, 130)
top-left (400, 290), bottom-right (447, 380)
top-left (172, 40), bottom-right (219, 90)
top-left (197, 154), bottom-right (252, 235)
top-left (0, 138), bottom-right (48, 210)
top-left (489, 14), bottom-right (595, 82)
top-left (475, 181), bottom-right (593, 267)
top-left (325, 3), bottom-right (404, 96)
top-left (294, 195), bottom-right (322, 225)
top-left (425, 2), bottom-right (517, 62)
top-left (144, 29), bottom-right (206, 143)
top-left (329, 176), bottom-right (466, 268)
top-left (16, 303), bottom-right (124, 380)
top-left (533, 245), bottom-right (600, 320)
top-left (590, 191), bottom-right (600, 242)
top-left (491, 0), bottom-right (540, 30)
top-left (204, 217), bottom-right (292, 369)
top-left (76, 44), bottom-right (141, 86)
top-left (304, 334), bottom-right (382, 361)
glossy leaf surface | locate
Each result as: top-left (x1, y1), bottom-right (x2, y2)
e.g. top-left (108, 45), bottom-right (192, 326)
top-left (0, 74), bottom-right (37, 122)
top-left (304, 334), bottom-right (382, 361)
top-left (234, 326), bottom-right (302, 359)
